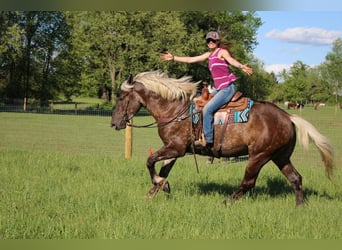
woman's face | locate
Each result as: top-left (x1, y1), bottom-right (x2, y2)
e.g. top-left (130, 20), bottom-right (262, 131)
top-left (206, 38), bottom-right (218, 49)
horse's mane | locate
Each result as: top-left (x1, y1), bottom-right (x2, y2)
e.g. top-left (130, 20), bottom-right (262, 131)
top-left (121, 71), bottom-right (199, 101)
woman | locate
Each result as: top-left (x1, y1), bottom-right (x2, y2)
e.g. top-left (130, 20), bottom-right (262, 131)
top-left (160, 31), bottom-right (253, 153)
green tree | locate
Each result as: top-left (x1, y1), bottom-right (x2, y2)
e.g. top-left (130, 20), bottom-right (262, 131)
top-left (0, 11), bottom-right (70, 104)
top-left (0, 11), bottom-right (24, 101)
top-left (241, 55), bottom-right (278, 100)
top-left (1, 11), bottom-right (264, 105)
top-left (282, 61), bottom-right (309, 102)
top-left (325, 38), bottom-right (342, 105)
top-left (306, 65), bottom-right (331, 103)
top-left (66, 11), bottom-right (189, 104)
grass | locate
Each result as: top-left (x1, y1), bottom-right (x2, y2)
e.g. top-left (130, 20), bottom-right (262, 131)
top-left (0, 106), bottom-right (342, 239)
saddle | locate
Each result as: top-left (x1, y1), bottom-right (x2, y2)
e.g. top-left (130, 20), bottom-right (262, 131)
top-left (193, 84), bottom-right (250, 155)
top-left (195, 85), bottom-right (248, 112)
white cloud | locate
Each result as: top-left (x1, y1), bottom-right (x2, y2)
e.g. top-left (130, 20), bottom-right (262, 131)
top-left (264, 64), bottom-right (292, 75)
top-left (265, 27), bottom-right (342, 45)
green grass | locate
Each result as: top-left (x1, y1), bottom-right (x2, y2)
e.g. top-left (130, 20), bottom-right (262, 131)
top-left (0, 107), bottom-right (342, 239)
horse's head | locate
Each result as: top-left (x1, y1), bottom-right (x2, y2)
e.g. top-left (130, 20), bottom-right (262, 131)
top-left (111, 75), bottom-right (142, 130)
top-left (111, 71), bottom-right (199, 130)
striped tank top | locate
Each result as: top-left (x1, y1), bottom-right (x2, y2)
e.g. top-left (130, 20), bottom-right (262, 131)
top-left (208, 48), bottom-right (236, 90)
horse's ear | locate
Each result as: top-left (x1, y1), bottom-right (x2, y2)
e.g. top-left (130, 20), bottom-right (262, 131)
top-left (128, 74), bottom-right (134, 85)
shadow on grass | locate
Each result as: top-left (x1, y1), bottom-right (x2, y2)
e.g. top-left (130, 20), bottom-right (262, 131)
top-left (196, 176), bottom-right (337, 202)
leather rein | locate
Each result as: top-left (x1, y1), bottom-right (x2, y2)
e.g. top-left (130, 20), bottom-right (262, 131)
top-left (126, 104), bottom-right (193, 128)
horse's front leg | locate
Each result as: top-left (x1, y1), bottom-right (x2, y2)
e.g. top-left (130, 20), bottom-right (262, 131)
top-left (146, 147), bottom-right (180, 199)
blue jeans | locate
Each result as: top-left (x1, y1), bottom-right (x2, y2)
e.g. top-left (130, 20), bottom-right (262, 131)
top-left (202, 84), bottom-right (235, 143)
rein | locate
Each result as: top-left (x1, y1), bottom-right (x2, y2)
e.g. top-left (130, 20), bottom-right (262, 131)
top-left (126, 104), bottom-right (192, 128)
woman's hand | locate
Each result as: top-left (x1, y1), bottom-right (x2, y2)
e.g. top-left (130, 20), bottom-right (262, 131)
top-left (241, 64), bottom-right (253, 75)
top-left (160, 52), bottom-right (173, 61)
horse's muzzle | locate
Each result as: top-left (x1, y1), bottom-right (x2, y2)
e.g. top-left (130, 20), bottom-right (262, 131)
top-left (111, 120), bottom-right (127, 130)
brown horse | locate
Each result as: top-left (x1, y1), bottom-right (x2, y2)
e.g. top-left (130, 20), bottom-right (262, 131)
top-left (111, 71), bottom-right (333, 206)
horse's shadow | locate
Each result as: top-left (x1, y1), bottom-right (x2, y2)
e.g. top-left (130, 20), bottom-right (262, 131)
top-left (196, 176), bottom-right (336, 202)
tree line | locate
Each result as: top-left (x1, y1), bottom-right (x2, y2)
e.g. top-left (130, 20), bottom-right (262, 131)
top-left (0, 11), bottom-right (341, 107)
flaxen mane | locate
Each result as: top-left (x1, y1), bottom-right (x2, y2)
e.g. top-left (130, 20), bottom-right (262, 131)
top-left (121, 71), bottom-right (199, 101)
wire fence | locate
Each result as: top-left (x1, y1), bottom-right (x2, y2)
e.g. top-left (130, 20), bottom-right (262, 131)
top-left (1, 102), bottom-right (341, 169)
top-left (0, 103), bottom-right (150, 117)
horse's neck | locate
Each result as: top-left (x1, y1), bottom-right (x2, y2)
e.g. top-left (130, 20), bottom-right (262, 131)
top-left (146, 98), bottom-right (189, 120)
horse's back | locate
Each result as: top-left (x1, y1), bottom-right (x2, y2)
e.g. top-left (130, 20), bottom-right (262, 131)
top-left (216, 101), bottom-right (294, 157)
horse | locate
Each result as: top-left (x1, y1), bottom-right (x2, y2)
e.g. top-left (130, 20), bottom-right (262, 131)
top-left (286, 102), bottom-right (299, 109)
top-left (111, 71), bottom-right (333, 206)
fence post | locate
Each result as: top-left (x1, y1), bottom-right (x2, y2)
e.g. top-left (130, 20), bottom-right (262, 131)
top-left (50, 101), bottom-right (54, 113)
top-left (23, 97), bottom-right (27, 111)
top-left (125, 119), bottom-right (132, 159)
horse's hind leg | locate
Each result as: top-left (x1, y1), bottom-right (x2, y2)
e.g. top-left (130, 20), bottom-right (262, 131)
top-left (273, 158), bottom-right (303, 206)
top-left (226, 155), bottom-right (270, 204)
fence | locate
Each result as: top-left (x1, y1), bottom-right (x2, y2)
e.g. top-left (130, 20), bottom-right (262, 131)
top-left (1, 103), bottom-right (341, 168)
top-left (0, 102), bottom-right (150, 117)
top-left (0, 102), bottom-right (111, 116)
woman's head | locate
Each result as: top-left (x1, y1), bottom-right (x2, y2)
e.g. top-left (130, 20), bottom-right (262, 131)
top-left (206, 31), bottom-right (221, 49)
top-left (206, 31), bottom-right (220, 41)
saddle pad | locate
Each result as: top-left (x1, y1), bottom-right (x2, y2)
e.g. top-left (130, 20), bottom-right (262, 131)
top-left (190, 99), bottom-right (254, 124)
top-left (215, 99), bottom-right (254, 124)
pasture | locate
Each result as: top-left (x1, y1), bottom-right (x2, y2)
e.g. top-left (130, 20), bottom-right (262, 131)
top-left (0, 105), bottom-right (341, 239)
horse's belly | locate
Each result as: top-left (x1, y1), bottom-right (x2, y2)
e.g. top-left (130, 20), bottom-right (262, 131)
top-left (214, 124), bottom-right (249, 157)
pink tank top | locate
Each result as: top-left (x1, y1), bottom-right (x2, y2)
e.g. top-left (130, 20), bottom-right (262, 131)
top-left (208, 48), bottom-right (236, 90)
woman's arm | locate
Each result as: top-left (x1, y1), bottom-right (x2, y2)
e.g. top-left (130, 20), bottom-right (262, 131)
top-left (160, 52), bottom-right (209, 63)
top-left (220, 49), bottom-right (253, 75)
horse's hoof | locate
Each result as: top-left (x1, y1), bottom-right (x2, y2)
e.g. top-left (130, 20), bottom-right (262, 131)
top-left (161, 180), bottom-right (171, 193)
top-left (147, 186), bottom-right (159, 199)
top-left (146, 179), bottom-right (171, 199)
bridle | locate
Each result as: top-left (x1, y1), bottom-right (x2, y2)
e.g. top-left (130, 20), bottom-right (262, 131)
top-left (121, 86), bottom-right (193, 128)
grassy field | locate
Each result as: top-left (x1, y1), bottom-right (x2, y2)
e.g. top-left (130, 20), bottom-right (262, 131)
top-left (0, 106), bottom-right (341, 239)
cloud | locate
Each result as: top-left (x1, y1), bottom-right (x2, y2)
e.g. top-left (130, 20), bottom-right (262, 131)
top-left (265, 27), bottom-right (342, 45)
top-left (264, 64), bottom-right (292, 75)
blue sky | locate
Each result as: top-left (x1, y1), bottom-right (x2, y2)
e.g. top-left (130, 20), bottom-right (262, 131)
top-left (253, 11), bottom-right (342, 75)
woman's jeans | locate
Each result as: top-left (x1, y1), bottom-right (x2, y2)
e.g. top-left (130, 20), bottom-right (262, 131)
top-left (202, 84), bottom-right (235, 143)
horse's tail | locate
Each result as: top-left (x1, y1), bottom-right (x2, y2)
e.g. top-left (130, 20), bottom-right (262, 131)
top-left (290, 114), bottom-right (334, 178)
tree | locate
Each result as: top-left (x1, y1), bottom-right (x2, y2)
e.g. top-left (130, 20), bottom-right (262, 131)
top-left (325, 38), bottom-right (342, 105)
top-left (305, 65), bottom-right (331, 103)
top-left (1, 11), bottom-right (264, 105)
top-left (0, 11), bottom-right (70, 104)
top-left (66, 11), bottom-right (189, 104)
top-left (0, 11), bottom-right (24, 101)
top-left (282, 61), bottom-right (309, 102)
top-left (241, 55), bottom-right (278, 101)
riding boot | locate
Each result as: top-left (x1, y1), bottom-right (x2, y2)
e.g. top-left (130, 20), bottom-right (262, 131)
top-left (202, 142), bottom-right (214, 155)
top-left (195, 141), bottom-right (214, 155)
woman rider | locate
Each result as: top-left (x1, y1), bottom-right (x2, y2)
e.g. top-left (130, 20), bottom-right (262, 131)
top-left (160, 31), bottom-right (253, 153)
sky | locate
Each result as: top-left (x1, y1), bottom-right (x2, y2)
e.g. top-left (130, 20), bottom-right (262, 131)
top-left (253, 11), bottom-right (342, 76)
